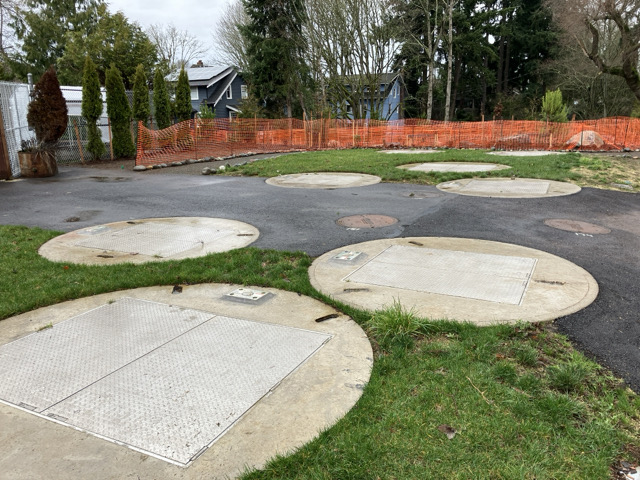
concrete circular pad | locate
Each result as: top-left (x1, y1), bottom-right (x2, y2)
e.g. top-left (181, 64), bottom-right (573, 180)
top-left (398, 162), bottom-right (511, 173)
top-left (266, 172), bottom-right (381, 189)
top-left (0, 284), bottom-right (372, 479)
top-left (309, 237), bottom-right (598, 326)
top-left (488, 150), bottom-right (568, 156)
top-left (39, 217), bottom-right (259, 265)
top-left (437, 178), bottom-right (581, 198)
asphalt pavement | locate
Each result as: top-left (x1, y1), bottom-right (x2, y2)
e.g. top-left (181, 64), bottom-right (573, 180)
top-left (1, 159), bottom-right (639, 391)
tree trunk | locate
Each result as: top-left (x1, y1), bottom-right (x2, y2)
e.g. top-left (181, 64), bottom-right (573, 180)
top-left (451, 59), bottom-right (462, 120)
top-left (444, 0), bottom-right (454, 122)
top-left (497, 36), bottom-right (504, 95)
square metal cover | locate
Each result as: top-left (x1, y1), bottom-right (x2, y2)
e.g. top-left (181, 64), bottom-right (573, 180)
top-left (0, 298), bottom-right (331, 465)
top-left (343, 245), bottom-right (537, 305)
top-left (461, 180), bottom-right (550, 194)
top-left (73, 223), bottom-right (234, 257)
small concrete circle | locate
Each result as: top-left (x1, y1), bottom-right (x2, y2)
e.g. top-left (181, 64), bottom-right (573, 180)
top-left (309, 237), bottom-right (598, 326)
top-left (488, 150), bottom-right (569, 156)
top-left (545, 219), bottom-right (611, 234)
top-left (337, 214), bottom-right (398, 229)
top-left (0, 284), bottom-right (372, 479)
top-left (436, 177), bottom-right (581, 198)
top-left (39, 217), bottom-right (259, 265)
top-left (398, 162), bottom-right (511, 173)
top-left (266, 172), bottom-right (381, 189)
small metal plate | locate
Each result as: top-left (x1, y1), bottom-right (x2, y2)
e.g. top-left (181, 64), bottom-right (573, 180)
top-left (343, 245), bottom-right (537, 305)
top-left (461, 180), bottom-right (550, 194)
top-left (336, 215), bottom-right (398, 229)
top-left (74, 223), bottom-right (233, 257)
top-left (544, 219), bottom-right (611, 234)
top-left (333, 251), bottom-right (363, 261)
top-left (224, 288), bottom-right (273, 304)
top-left (225, 288), bottom-right (270, 301)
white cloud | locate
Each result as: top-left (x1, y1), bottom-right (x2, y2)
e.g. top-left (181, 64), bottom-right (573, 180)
top-left (107, 0), bottom-right (229, 56)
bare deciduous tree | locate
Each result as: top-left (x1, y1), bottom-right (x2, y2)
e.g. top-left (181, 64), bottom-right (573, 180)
top-left (147, 23), bottom-right (206, 72)
top-left (549, 0), bottom-right (640, 101)
top-left (0, 0), bottom-right (23, 57)
top-left (210, 0), bottom-right (249, 71)
top-left (305, 0), bottom-right (400, 119)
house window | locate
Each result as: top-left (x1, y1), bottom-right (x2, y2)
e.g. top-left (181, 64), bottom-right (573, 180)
top-left (190, 87), bottom-right (199, 101)
top-left (241, 84), bottom-right (248, 99)
top-left (393, 86), bottom-right (397, 98)
top-left (226, 85), bottom-right (232, 99)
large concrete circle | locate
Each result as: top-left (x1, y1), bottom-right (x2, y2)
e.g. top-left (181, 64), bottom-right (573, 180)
top-left (265, 172), bottom-right (381, 189)
top-left (0, 284), bottom-right (372, 479)
top-left (309, 237), bottom-right (598, 326)
top-left (39, 217), bottom-right (259, 265)
top-left (436, 177), bottom-right (581, 198)
top-left (398, 162), bottom-right (511, 173)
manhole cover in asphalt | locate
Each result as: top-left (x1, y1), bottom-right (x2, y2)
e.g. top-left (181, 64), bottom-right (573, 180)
top-left (337, 215), bottom-right (398, 229)
top-left (545, 219), bottom-right (611, 234)
top-left (0, 298), bottom-right (331, 466)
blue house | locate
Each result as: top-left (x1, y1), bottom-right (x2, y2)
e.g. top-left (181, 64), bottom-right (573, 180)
top-left (170, 65), bottom-right (248, 119)
top-left (332, 73), bottom-right (404, 121)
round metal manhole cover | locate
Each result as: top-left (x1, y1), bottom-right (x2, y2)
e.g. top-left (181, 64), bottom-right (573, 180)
top-left (544, 219), bottom-right (611, 234)
top-left (337, 214), bottom-right (398, 229)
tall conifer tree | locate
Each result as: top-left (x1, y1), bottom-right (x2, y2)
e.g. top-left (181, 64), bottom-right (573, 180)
top-left (153, 67), bottom-right (171, 129)
top-left (105, 64), bottom-right (135, 158)
top-left (132, 63), bottom-right (150, 126)
top-left (175, 67), bottom-right (192, 122)
top-left (82, 56), bottom-right (106, 159)
top-left (240, 0), bottom-right (310, 117)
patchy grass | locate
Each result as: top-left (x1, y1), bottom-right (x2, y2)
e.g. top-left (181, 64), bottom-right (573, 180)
top-left (225, 148), bottom-right (585, 185)
top-left (1, 224), bottom-right (639, 479)
top-left (573, 154), bottom-right (640, 192)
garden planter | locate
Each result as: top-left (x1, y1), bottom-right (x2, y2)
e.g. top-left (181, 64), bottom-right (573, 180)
top-left (18, 151), bottom-right (58, 177)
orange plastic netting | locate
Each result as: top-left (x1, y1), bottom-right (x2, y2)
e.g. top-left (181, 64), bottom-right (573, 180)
top-left (136, 116), bottom-right (640, 166)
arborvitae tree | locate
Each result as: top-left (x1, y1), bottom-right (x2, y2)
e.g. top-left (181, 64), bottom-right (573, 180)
top-left (81, 56), bottom-right (106, 159)
top-left (27, 66), bottom-right (68, 144)
top-left (153, 67), bottom-right (171, 129)
top-left (105, 64), bottom-right (135, 158)
top-left (541, 88), bottom-right (568, 123)
top-left (175, 67), bottom-right (192, 122)
top-left (132, 64), bottom-right (150, 126)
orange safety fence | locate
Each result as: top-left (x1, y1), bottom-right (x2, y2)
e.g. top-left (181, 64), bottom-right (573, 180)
top-left (136, 116), bottom-right (640, 166)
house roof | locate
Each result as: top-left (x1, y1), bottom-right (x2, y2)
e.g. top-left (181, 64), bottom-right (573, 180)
top-left (339, 72), bottom-right (400, 86)
top-left (166, 66), bottom-right (235, 87)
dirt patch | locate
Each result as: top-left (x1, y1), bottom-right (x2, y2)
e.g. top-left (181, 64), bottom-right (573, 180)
top-left (573, 154), bottom-right (639, 192)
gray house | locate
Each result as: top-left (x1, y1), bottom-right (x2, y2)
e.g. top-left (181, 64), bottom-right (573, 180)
top-left (171, 65), bottom-right (247, 119)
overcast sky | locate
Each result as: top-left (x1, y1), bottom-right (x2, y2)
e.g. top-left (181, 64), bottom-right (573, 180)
top-left (107, 0), bottom-right (228, 63)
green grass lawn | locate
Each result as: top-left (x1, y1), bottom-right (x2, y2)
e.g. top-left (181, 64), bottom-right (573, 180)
top-left (225, 148), bottom-right (638, 192)
top-left (1, 225), bottom-right (638, 479)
